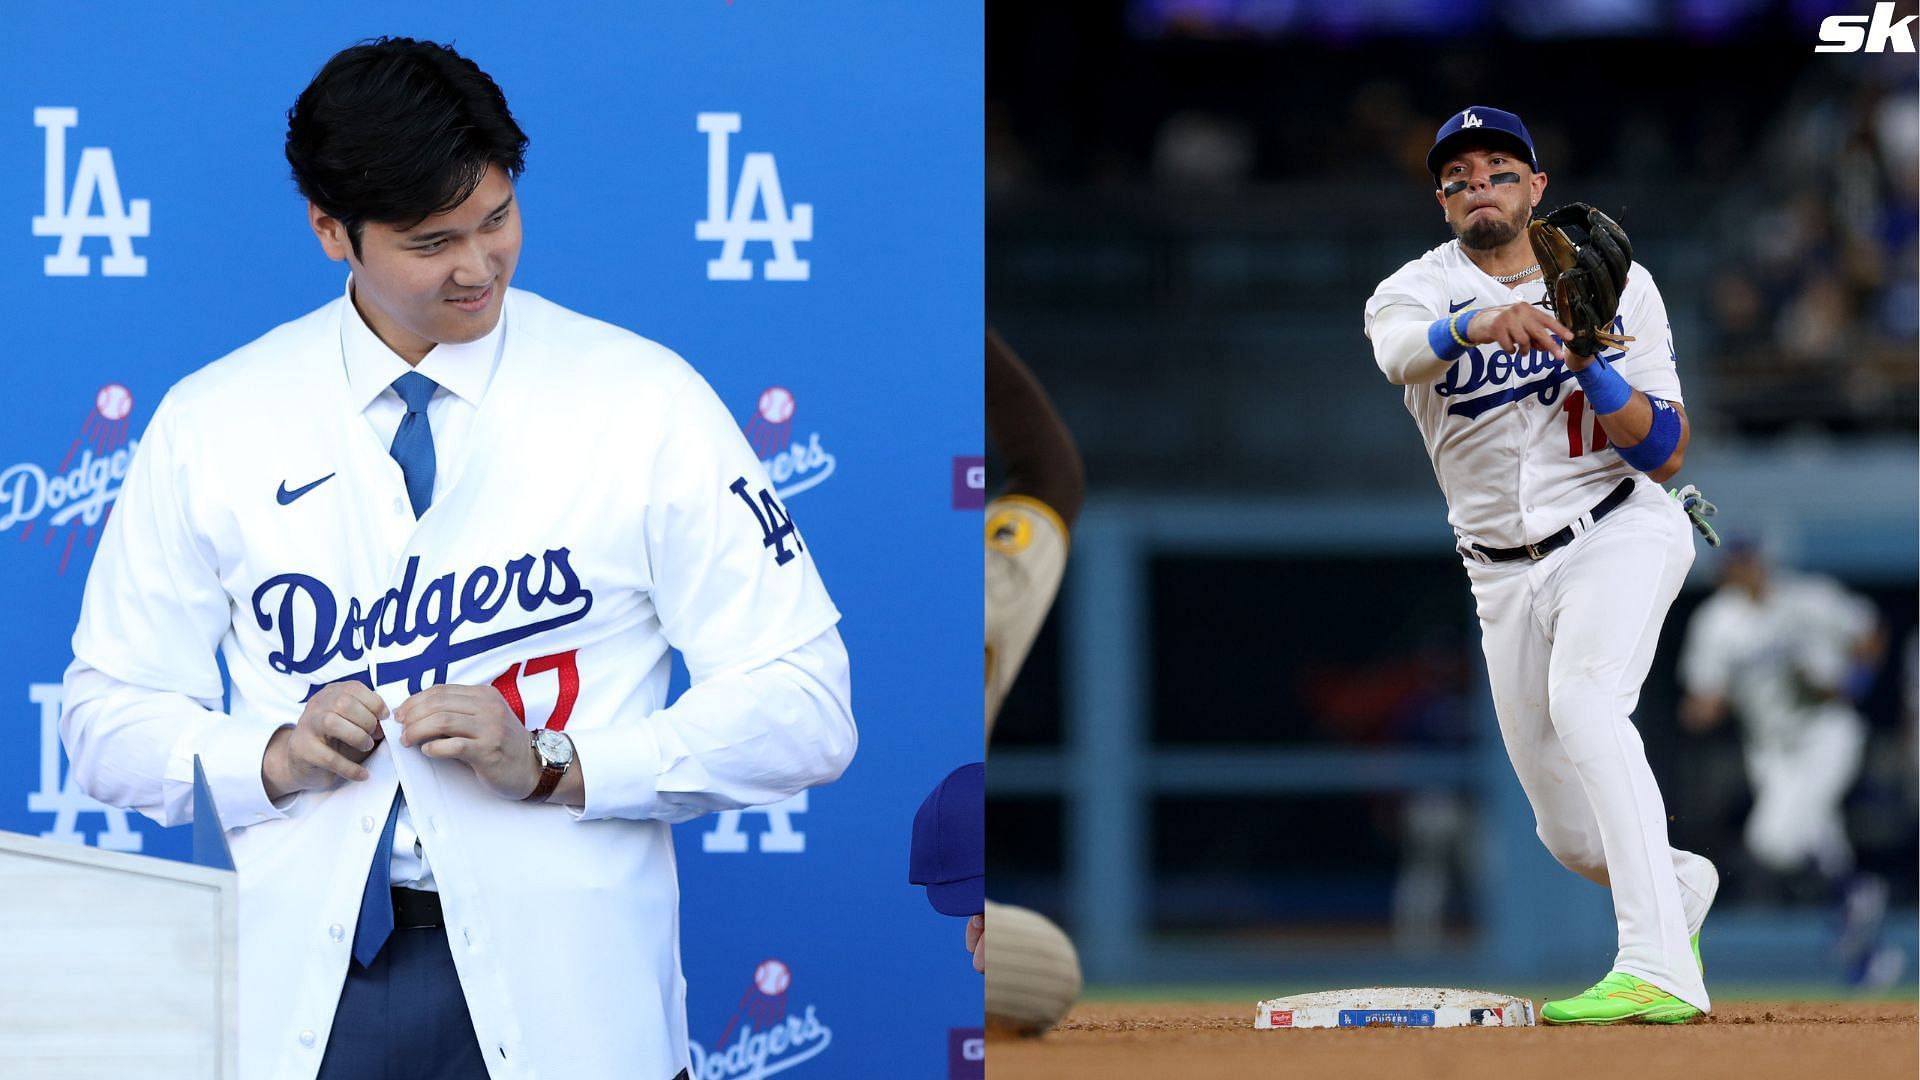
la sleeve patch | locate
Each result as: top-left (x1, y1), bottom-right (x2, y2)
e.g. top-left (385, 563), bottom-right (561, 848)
top-left (729, 477), bottom-right (804, 566)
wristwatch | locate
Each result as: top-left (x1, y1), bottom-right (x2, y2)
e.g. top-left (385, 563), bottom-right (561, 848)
top-left (524, 728), bottom-right (574, 802)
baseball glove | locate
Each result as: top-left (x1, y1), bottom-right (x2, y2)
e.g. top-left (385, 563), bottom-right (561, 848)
top-left (1528, 203), bottom-right (1637, 357)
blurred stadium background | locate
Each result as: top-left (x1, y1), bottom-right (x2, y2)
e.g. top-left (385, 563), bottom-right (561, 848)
top-left (985, 0), bottom-right (1919, 999)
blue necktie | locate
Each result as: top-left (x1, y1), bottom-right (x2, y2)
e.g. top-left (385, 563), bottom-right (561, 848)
top-left (351, 371), bottom-right (439, 968)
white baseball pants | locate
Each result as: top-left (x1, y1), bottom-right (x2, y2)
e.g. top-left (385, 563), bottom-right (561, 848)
top-left (1465, 478), bottom-right (1715, 1010)
top-left (1743, 708), bottom-right (1865, 877)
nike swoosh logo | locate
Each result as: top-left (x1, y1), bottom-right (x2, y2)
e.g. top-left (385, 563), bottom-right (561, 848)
top-left (277, 473), bottom-right (336, 505)
top-left (1449, 297), bottom-right (1476, 312)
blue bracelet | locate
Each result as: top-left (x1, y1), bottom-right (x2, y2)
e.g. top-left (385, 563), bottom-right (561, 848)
top-left (1428, 311), bottom-right (1471, 361)
top-left (1573, 356), bottom-right (1633, 414)
top-left (1617, 396), bottom-right (1681, 472)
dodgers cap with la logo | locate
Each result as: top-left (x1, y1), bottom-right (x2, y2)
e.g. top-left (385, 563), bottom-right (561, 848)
top-left (909, 762), bottom-right (984, 917)
top-left (1427, 106), bottom-right (1540, 183)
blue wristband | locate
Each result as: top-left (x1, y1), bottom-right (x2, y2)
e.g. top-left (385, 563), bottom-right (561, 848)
top-left (1572, 356), bottom-right (1633, 415)
top-left (1617, 396), bottom-right (1681, 472)
top-left (1428, 312), bottom-right (1470, 361)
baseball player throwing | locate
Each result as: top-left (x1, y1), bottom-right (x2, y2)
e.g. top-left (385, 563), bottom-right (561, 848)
top-left (1363, 107), bottom-right (1718, 1024)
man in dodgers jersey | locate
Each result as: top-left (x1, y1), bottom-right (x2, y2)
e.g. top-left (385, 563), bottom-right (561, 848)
top-left (60, 39), bottom-right (854, 1080)
top-left (1363, 107), bottom-right (1717, 1024)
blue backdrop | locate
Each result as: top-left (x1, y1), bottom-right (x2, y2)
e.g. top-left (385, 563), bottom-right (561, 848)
top-left (2, 5), bottom-right (983, 1078)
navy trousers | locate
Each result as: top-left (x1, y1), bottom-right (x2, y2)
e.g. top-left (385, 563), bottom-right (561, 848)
top-left (317, 923), bottom-right (490, 1080)
top-left (316, 922), bottom-right (694, 1080)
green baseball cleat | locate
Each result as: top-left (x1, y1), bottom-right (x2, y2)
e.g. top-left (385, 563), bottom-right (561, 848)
top-left (1540, 972), bottom-right (1703, 1025)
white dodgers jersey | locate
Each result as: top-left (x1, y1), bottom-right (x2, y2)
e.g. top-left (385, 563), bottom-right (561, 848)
top-left (1363, 240), bottom-right (1683, 550)
top-left (67, 287), bottom-right (841, 1080)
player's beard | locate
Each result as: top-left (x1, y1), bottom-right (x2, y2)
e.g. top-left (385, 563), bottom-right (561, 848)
top-left (1457, 206), bottom-right (1523, 251)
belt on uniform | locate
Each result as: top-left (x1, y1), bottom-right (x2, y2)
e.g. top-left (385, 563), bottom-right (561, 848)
top-left (390, 887), bottom-right (444, 930)
top-left (1471, 478), bottom-right (1635, 563)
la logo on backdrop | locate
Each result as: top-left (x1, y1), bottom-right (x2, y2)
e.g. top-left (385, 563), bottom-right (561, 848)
top-left (33, 107), bottom-right (150, 277)
top-left (696, 113), bottom-right (811, 281)
top-left (687, 958), bottom-right (833, 1080)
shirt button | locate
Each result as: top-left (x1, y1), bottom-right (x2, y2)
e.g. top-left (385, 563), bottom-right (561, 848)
top-left (463, 927), bottom-right (474, 947)
top-left (362, 816), bottom-right (376, 833)
top-left (329, 924), bottom-right (344, 942)
top-left (1525, 504), bottom-right (1536, 513)
top-left (392, 497), bottom-right (406, 514)
top-left (299, 1031), bottom-right (316, 1048)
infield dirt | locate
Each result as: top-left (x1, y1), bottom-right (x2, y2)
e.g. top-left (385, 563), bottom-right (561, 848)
top-left (987, 1001), bottom-right (1918, 1079)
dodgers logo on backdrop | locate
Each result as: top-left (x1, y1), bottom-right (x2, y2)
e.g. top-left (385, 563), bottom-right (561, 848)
top-left (32, 108), bottom-right (150, 277)
top-left (703, 791), bottom-right (808, 854)
top-left (742, 387), bottom-right (837, 500)
top-left (689, 959), bottom-right (833, 1079)
top-left (1, 385), bottom-right (139, 574)
top-left (696, 113), bottom-right (812, 281)
top-left (24, 683), bottom-right (143, 851)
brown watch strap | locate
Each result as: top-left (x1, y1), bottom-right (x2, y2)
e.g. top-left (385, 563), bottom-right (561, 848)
top-left (524, 735), bottom-right (567, 802)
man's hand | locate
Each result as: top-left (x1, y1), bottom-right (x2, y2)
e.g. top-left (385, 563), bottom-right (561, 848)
top-left (967, 913), bottom-right (986, 974)
top-left (262, 681), bottom-right (389, 800)
top-left (395, 684), bottom-right (537, 800)
top-left (1465, 302), bottom-right (1572, 364)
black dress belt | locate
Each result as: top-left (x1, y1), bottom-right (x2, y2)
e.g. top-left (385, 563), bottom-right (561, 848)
top-left (1472, 478), bottom-right (1636, 563)
top-left (390, 887), bottom-right (444, 930)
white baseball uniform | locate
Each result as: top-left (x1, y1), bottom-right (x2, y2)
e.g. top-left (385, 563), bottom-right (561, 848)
top-left (1679, 572), bottom-right (1876, 875)
top-left (60, 283), bottom-right (856, 1080)
top-left (1365, 240), bottom-right (1716, 1010)
top-left (985, 494), bottom-right (1068, 740)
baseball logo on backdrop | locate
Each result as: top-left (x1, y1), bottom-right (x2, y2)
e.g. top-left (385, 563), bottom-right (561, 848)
top-left (0, 385), bottom-right (140, 574)
top-left (696, 113), bottom-right (812, 281)
top-left (24, 682), bottom-right (143, 851)
top-left (32, 108), bottom-right (150, 277)
top-left (741, 386), bottom-right (837, 500)
top-left (687, 957), bottom-right (833, 1079)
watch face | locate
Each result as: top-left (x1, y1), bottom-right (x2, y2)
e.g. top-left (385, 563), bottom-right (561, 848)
top-left (535, 729), bottom-right (574, 767)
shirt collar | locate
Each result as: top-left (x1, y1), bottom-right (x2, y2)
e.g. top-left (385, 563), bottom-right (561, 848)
top-left (339, 275), bottom-right (505, 413)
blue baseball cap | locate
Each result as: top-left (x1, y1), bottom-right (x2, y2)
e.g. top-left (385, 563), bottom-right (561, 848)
top-left (909, 762), bottom-right (984, 917)
top-left (1427, 106), bottom-right (1540, 183)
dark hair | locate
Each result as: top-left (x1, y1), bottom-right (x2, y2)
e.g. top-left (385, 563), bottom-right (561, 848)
top-left (285, 37), bottom-right (528, 259)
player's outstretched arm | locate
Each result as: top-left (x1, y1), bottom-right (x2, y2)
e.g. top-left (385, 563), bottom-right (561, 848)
top-left (1368, 301), bottom-right (1571, 385)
